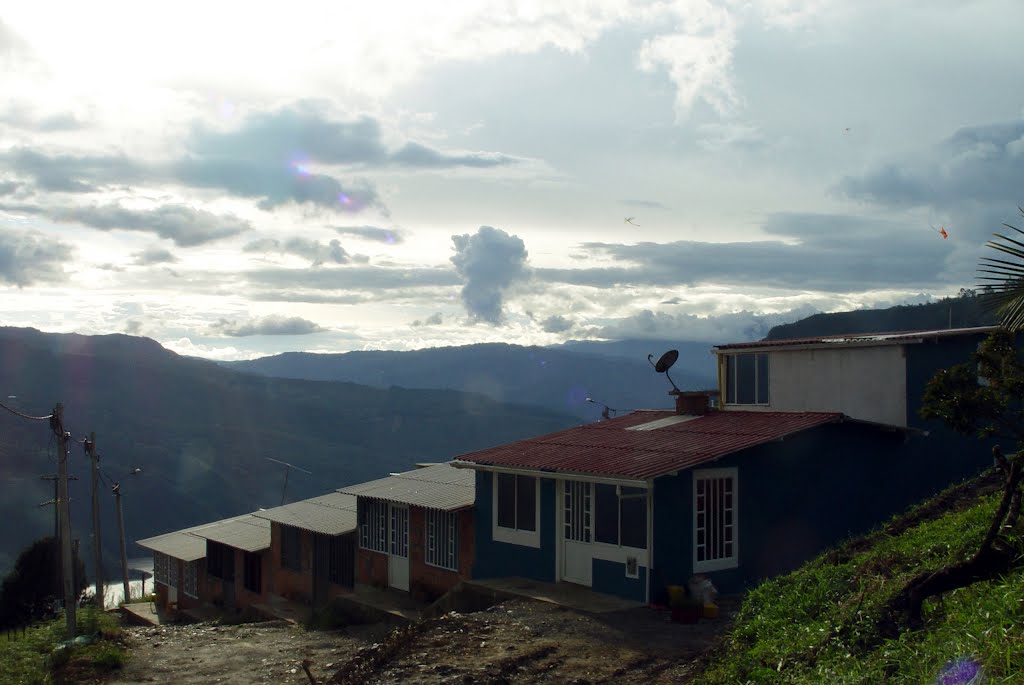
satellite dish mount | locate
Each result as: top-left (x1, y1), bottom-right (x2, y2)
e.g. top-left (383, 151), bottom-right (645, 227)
top-left (648, 350), bottom-right (681, 392)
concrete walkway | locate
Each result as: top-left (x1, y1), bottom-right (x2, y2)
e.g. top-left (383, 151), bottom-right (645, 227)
top-left (463, 577), bottom-right (645, 613)
top-left (120, 602), bottom-right (164, 626)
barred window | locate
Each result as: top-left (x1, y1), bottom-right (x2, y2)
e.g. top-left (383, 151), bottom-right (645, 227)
top-left (167, 556), bottom-right (178, 589)
top-left (281, 525), bottom-right (302, 571)
top-left (425, 509), bottom-right (458, 571)
top-left (183, 560), bottom-right (199, 598)
top-left (693, 468), bottom-right (738, 572)
top-left (359, 498), bottom-right (388, 553)
top-left (153, 552), bottom-right (169, 585)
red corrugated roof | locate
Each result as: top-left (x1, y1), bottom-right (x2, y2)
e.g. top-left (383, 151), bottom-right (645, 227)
top-left (714, 326), bottom-right (996, 351)
top-left (453, 410), bottom-right (843, 480)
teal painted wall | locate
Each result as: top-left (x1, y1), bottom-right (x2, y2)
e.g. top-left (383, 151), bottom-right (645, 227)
top-left (472, 470), bottom-right (557, 582)
top-left (592, 558), bottom-right (647, 602)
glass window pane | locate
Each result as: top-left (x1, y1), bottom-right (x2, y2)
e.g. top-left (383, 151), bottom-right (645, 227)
top-left (726, 356), bottom-right (737, 404)
top-left (516, 475), bottom-right (537, 531)
top-left (497, 473), bottom-right (516, 529)
top-left (594, 484), bottom-right (618, 544)
top-left (737, 354), bottom-right (756, 404)
top-left (620, 492), bottom-right (647, 549)
top-left (756, 353), bottom-right (770, 404)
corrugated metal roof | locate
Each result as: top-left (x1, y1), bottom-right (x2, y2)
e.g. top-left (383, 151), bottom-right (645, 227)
top-left (453, 410), bottom-right (846, 480)
top-left (338, 462), bottom-right (474, 511)
top-left (188, 514), bottom-right (271, 552)
top-left (714, 326), bottom-right (997, 351)
top-left (136, 529), bottom-right (207, 562)
top-left (251, 492), bottom-right (358, 536)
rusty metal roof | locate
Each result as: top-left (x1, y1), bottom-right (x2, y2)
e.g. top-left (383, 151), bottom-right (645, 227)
top-left (714, 326), bottom-right (997, 352)
top-left (452, 410), bottom-right (846, 480)
top-left (338, 462), bottom-right (474, 511)
top-left (187, 514), bottom-right (271, 552)
top-left (252, 492), bottom-right (358, 536)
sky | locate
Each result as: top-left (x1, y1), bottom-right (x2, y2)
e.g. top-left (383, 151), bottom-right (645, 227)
top-left (1, 0), bottom-right (1022, 360)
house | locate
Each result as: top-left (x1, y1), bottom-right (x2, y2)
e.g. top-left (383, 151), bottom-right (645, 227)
top-left (338, 463), bottom-right (474, 601)
top-left (137, 525), bottom-right (208, 613)
top-left (187, 514), bottom-right (272, 611)
top-left (454, 326), bottom-right (998, 603)
top-left (250, 492), bottom-right (358, 606)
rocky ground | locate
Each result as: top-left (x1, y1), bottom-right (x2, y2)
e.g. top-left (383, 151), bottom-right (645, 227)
top-left (108, 598), bottom-right (738, 685)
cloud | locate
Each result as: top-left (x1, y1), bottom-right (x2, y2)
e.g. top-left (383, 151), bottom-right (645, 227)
top-left (0, 105), bottom-right (85, 132)
top-left (389, 142), bottom-right (515, 168)
top-left (0, 147), bottom-right (143, 193)
top-left (540, 314), bottom-right (574, 333)
top-left (412, 312), bottom-right (444, 327)
top-left (212, 315), bottom-right (326, 337)
top-left (450, 226), bottom-right (529, 324)
top-left (245, 265), bottom-right (459, 291)
top-left (593, 305), bottom-right (823, 344)
top-left (243, 237), bottom-right (352, 266)
top-left (333, 225), bottom-right (405, 244)
top-left (0, 228), bottom-right (72, 286)
top-left (622, 199), bottom-right (670, 210)
top-left (0, 181), bottom-right (21, 196)
top-left (50, 203), bottom-right (251, 246)
top-left (132, 247), bottom-right (178, 266)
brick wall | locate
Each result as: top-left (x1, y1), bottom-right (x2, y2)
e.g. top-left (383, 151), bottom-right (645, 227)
top-left (357, 547), bottom-right (389, 587)
top-left (409, 507), bottom-right (475, 600)
top-left (269, 523), bottom-right (314, 601)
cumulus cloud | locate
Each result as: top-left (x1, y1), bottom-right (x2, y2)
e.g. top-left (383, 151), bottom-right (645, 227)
top-left (212, 315), bottom-right (326, 337)
top-left (594, 305), bottom-right (823, 344)
top-left (0, 228), bottom-right (72, 286)
top-left (540, 314), bottom-right (574, 333)
top-left (451, 226), bottom-right (529, 324)
top-left (0, 147), bottom-right (142, 193)
top-left (334, 225), bottom-right (405, 244)
top-left (243, 237), bottom-right (352, 266)
top-left (49, 203), bottom-right (251, 246)
top-left (132, 247), bottom-right (178, 266)
top-left (412, 312), bottom-right (444, 327)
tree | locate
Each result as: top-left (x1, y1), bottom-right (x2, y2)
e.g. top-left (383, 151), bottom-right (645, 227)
top-left (0, 536), bottom-right (87, 630)
top-left (978, 207), bottom-right (1024, 329)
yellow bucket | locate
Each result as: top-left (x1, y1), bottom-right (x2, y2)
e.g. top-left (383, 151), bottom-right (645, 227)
top-left (668, 585), bottom-right (685, 605)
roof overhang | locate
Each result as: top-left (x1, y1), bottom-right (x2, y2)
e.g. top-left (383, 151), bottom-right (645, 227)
top-left (450, 461), bottom-right (651, 489)
top-left (714, 326), bottom-right (998, 354)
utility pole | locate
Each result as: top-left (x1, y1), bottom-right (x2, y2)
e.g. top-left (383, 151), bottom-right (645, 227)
top-left (39, 474), bottom-right (78, 602)
top-left (113, 481), bottom-right (130, 604)
top-left (86, 433), bottom-right (104, 609)
top-left (51, 403), bottom-right (76, 638)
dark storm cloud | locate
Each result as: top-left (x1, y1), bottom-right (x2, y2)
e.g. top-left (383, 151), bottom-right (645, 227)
top-left (0, 228), bottom-right (72, 286)
top-left (243, 237), bottom-right (351, 266)
top-left (132, 247), bottom-right (178, 266)
top-left (53, 203), bottom-right (250, 246)
top-left (333, 225), bottom-right (406, 244)
top-left (537, 213), bottom-right (951, 292)
top-left (540, 314), bottom-right (573, 333)
top-left (212, 315), bottom-right (326, 337)
top-left (451, 226), bottom-right (529, 324)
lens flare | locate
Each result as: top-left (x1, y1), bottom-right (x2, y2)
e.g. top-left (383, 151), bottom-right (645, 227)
top-left (338, 193), bottom-right (352, 205)
top-left (937, 657), bottom-right (983, 685)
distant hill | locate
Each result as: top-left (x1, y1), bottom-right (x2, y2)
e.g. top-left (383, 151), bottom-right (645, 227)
top-left (0, 328), bottom-right (578, 576)
top-left (765, 294), bottom-right (995, 340)
top-left (224, 343), bottom-right (716, 422)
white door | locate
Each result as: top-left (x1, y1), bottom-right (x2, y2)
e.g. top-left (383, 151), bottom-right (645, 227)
top-left (388, 504), bottom-right (410, 591)
top-left (562, 481), bottom-right (593, 586)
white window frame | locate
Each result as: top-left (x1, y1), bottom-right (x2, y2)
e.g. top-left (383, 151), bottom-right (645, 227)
top-left (425, 509), bottom-right (459, 571)
top-left (591, 483), bottom-right (648, 552)
top-left (492, 473), bottom-right (541, 548)
top-left (359, 498), bottom-right (388, 553)
top-left (692, 467), bottom-right (738, 573)
top-left (153, 551), bottom-right (169, 585)
top-left (724, 353), bottom-right (770, 406)
top-left (183, 560), bottom-right (199, 598)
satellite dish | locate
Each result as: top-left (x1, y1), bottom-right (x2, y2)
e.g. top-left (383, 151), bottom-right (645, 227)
top-left (648, 350), bottom-right (681, 392)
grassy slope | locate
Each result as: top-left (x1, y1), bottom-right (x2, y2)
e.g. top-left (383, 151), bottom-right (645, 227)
top-left (0, 606), bottom-right (126, 685)
top-left (697, 471), bottom-right (1024, 684)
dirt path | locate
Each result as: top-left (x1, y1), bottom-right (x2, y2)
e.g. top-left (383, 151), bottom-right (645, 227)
top-left (109, 598), bottom-right (737, 685)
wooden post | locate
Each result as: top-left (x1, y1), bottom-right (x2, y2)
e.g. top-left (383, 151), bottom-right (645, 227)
top-left (53, 404), bottom-right (76, 638)
top-left (113, 482), bottom-right (130, 604)
top-left (87, 433), bottom-right (104, 608)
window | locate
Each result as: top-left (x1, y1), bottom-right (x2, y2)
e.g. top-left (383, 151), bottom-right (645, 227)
top-left (725, 353), bottom-right (769, 405)
top-left (493, 473), bottom-right (539, 547)
top-left (328, 535), bottom-right (353, 586)
top-left (184, 560), bottom-right (199, 598)
top-left (593, 484), bottom-right (647, 550)
top-left (167, 556), bottom-right (178, 589)
top-left (425, 509), bottom-right (459, 571)
top-left (359, 498), bottom-right (388, 553)
top-left (281, 525), bottom-right (302, 571)
top-left (243, 551), bottom-right (262, 594)
top-left (207, 541), bottom-right (235, 581)
top-left (693, 468), bottom-right (738, 572)
top-left (153, 552), bottom-right (169, 585)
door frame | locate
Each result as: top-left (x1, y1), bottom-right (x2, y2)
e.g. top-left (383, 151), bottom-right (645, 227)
top-left (387, 503), bottom-right (410, 591)
top-left (559, 479), bottom-right (595, 587)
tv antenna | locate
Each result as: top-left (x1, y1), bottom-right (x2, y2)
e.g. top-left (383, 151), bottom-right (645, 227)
top-left (586, 397), bottom-right (620, 421)
top-left (648, 350), bottom-right (680, 392)
top-left (266, 457), bottom-right (312, 505)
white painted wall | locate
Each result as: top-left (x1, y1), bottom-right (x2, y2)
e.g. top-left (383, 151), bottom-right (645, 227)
top-left (726, 345), bottom-right (908, 426)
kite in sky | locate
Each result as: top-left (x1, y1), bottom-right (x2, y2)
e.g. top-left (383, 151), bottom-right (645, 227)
top-left (930, 224), bottom-right (949, 239)
top-left (624, 217), bottom-right (639, 226)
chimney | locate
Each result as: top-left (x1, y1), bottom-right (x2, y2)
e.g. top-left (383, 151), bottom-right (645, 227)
top-left (671, 390), bottom-right (714, 416)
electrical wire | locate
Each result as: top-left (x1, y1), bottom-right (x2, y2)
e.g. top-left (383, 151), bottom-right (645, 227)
top-left (0, 400), bottom-right (53, 421)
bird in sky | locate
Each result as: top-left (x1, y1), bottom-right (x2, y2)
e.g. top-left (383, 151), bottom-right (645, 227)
top-left (843, 127), bottom-right (851, 133)
top-left (930, 224), bottom-right (949, 239)
top-left (624, 217), bottom-right (639, 226)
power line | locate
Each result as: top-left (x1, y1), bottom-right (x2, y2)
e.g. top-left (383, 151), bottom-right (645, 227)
top-left (0, 399), bottom-right (54, 422)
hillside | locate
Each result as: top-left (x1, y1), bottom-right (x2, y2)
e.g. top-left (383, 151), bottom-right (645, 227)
top-left (224, 342), bottom-right (715, 422)
top-left (765, 294), bottom-right (995, 340)
top-left (0, 327), bottom-right (578, 576)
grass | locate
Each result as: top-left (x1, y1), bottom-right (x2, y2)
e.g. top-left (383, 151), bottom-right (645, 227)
top-left (0, 606), bottom-right (127, 685)
top-left (697, 473), bottom-right (1024, 684)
